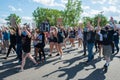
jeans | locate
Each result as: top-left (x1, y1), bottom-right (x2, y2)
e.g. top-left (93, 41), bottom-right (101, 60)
top-left (87, 43), bottom-right (94, 61)
top-left (16, 43), bottom-right (22, 61)
top-left (114, 41), bottom-right (119, 53)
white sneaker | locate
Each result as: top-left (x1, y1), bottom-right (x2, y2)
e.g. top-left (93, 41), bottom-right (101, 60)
top-left (60, 55), bottom-right (63, 59)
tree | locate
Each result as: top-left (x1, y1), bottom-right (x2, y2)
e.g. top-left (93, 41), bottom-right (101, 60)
top-left (5, 13), bottom-right (21, 25)
top-left (32, 7), bottom-right (63, 27)
top-left (63, 0), bottom-right (83, 26)
top-left (82, 15), bottom-right (108, 27)
top-left (82, 17), bottom-right (93, 27)
top-left (93, 14), bottom-right (108, 27)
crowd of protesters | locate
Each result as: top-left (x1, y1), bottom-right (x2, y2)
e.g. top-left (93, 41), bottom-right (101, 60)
top-left (0, 17), bottom-right (119, 72)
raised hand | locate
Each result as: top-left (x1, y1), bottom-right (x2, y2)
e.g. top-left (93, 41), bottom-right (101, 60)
top-left (110, 17), bottom-right (114, 24)
top-left (98, 17), bottom-right (101, 23)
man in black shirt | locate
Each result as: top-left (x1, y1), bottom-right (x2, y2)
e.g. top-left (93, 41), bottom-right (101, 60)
top-left (98, 17), bottom-right (117, 72)
top-left (85, 21), bottom-right (95, 62)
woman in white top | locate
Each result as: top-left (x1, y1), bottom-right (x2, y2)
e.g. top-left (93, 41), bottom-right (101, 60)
top-left (77, 25), bottom-right (83, 48)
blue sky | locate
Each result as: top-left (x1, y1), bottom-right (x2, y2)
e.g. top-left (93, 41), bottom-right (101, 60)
top-left (0, 0), bottom-right (120, 26)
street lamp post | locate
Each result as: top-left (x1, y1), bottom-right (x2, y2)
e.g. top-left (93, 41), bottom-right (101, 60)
top-left (100, 11), bottom-right (104, 17)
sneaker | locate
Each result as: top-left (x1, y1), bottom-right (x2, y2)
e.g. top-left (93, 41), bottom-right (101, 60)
top-left (18, 60), bottom-right (22, 64)
top-left (56, 53), bottom-right (60, 56)
top-left (82, 53), bottom-right (86, 56)
top-left (116, 51), bottom-right (119, 54)
top-left (48, 54), bottom-right (52, 57)
top-left (3, 57), bottom-right (7, 59)
top-left (59, 55), bottom-right (63, 59)
top-left (19, 69), bottom-right (24, 72)
top-left (103, 64), bottom-right (108, 73)
top-left (15, 57), bottom-right (19, 59)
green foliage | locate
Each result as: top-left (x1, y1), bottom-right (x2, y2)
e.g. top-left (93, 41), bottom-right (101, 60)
top-left (63, 0), bottom-right (83, 26)
top-left (82, 17), bottom-right (93, 27)
top-left (5, 13), bottom-right (21, 25)
top-left (32, 7), bottom-right (63, 27)
top-left (93, 14), bottom-right (108, 27)
top-left (82, 15), bottom-right (108, 27)
top-left (33, 0), bottom-right (83, 27)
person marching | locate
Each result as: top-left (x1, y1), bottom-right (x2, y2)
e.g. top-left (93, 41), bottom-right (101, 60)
top-left (86, 21), bottom-right (95, 62)
top-left (4, 27), bottom-right (16, 59)
top-left (48, 27), bottom-right (58, 57)
top-left (99, 17), bottom-right (117, 72)
top-left (20, 25), bottom-right (38, 71)
top-left (35, 29), bottom-right (46, 63)
top-left (77, 23), bottom-right (83, 48)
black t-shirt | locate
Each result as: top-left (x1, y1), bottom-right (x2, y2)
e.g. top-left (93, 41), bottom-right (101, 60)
top-left (69, 30), bottom-right (75, 38)
top-left (101, 29), bottom-right (114, 45)
top-left (86, 31), bottom-right (95, 43)
top-left (113, 30), bottom-right (119, 42)
top-left (21, 34), bottom-right (31, 46)
top-left (57, 29), bottom-right (64, 42)
top-left (37, 32), bottom-right (45, 44)
top-left (16, 29), bottom-right (22, 44)
top-left (10, 34), bottom-right (16, 45)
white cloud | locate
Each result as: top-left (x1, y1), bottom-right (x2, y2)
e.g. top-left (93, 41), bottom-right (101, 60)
top-left (108, 0), bottom-right (118, 5)
top-left (92, 0), bottom-right (106, 4)
top-left (0, 18), bottom-right (7, 24)
top-left (8, 5), bottom-right (23, 12)
top-left (22, 16), bottom-right (33, 21)
top-left (1, 15), bottom-right (8, 17)
top-left (33, 0), bottom-right (65, 8)
top-left (114, 15), bottom-right (120, 21)
top-left (81, 12), bottom-right (90, 17)
top-left (81, 5), bottom-right (90, 10)
top-left (90, 9), bottom-right (100, 15)
top-left (81, 9), bottom-right (100, 18)
top-left (102, 6), bottom-right (119, 13)
top-left (61, 0), bottom-right (68, 4)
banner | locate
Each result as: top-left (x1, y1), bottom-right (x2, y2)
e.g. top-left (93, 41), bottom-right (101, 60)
top-left (40, 22), bottom-right (50, 32)
top-left (57, 18), bottom-right (62, 25)
top-left (10, 17), bottom-right (16, 27)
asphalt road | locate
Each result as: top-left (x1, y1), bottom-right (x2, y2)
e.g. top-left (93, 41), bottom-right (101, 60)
top-left (0, 42), bottom-right (120, 80)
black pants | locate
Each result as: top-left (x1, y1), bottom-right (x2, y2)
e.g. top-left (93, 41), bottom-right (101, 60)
top-left (95, 41), bottom-right (98, 52)
top-left (6, 44), bottom-right (16, 57)
top-left (38, 47), bottom-right (46, 61)
top-left (111, 42), bottom-right (114, 53)
top-left (16, 43), bottom-right (22, 61)
top-left (113, 41), bottom-right (119, 53)
top-left (83, 41), bottom-right (87, 55)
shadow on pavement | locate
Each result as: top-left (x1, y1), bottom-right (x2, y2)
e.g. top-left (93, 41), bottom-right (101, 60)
top-left (111, 53), bottom-right (119, 61)
top-left (52, 53), bottom-right (87, 66)
top-left (79, 68), bottom-right (106, 80)
top-left (63, 48), bottom-right (78, 54)
top-left (43, 56), bottom-right (102, 80)
top-left (0, 67), bottom-right (19, 80)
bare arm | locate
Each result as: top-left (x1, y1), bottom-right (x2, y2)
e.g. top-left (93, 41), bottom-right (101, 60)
top-left (97, 17), bottom-right (101, 29)
top-left (25, 28), bottom-right (31, 38)
top-left (110, 17), bottom-right (117, 31)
